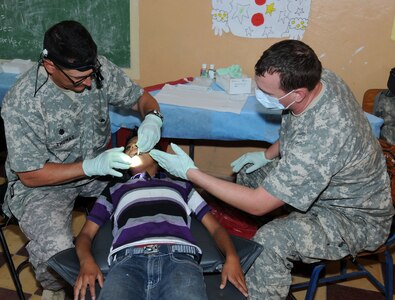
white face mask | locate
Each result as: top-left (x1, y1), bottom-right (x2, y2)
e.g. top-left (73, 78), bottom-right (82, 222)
top-left (255, 88), bottom-right (295, 110)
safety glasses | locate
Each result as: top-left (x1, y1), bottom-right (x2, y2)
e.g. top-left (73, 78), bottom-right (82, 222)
top-left (53, 60), bottom-right (102, 87)
top-left (34, 58), bottom-right (104, 97)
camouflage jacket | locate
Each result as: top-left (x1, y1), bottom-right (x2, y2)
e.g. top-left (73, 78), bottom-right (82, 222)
top-left (1, 56), bottom-right (144, 218)
top-left (374, 90), bottom-right (395, 145)
top-left (262, 69), bottom-right (394, 254)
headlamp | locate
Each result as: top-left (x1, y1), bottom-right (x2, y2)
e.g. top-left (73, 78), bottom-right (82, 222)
top-left (40, 48), bottom-right (104, 89)
top-left (41, 48), bottom-right (97, 71)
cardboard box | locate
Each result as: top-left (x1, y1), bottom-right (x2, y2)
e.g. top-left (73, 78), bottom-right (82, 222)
top-left (216, 74), bottom-right (252, 94)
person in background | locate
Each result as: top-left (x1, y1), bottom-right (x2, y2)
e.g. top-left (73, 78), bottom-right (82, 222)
top-left (1, 20), bottom-right (163, 300)
top-left (149, 40), bottom-right (394, 299)
top-left (73, 130), bottom-right (248, 300)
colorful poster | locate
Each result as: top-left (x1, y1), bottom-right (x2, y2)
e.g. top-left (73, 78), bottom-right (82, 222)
top-left (212, 0), bottom-right (311, 40)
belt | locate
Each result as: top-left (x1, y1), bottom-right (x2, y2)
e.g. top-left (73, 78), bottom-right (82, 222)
top-left (113, 244), bottom-right (202, 262)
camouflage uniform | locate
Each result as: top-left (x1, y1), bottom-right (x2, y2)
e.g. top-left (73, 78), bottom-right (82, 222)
top-left (1, 56), bottom-right (144, 290)
top-left (373, 90), bottom-right (395, 145)
top-left (237, 69), bottom-right (394, 299)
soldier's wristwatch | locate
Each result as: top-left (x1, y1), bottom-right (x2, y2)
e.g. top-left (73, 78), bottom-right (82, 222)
top-left (147, 110), bottom-right (164, 121)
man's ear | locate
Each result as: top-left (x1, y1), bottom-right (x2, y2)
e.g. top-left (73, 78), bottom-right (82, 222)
top-left (293, 88), bottom-right (308, 103)
top-left (42, 59), bottom-right (55, 74)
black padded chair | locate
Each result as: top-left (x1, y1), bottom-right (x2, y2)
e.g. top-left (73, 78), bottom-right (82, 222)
top-left (48, 217), bottom-right (263, 300)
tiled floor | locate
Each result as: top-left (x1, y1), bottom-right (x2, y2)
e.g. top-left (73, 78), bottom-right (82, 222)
top-left (1, 210), bottom-right (394, 300)
top-left (0, 210), bottom-right (86, 300)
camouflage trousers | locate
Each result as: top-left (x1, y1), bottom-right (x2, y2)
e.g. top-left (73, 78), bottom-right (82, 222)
top-left (236, 163), bottom-right (351, 300)
top-left (17, 179), bottom-right (108, 290)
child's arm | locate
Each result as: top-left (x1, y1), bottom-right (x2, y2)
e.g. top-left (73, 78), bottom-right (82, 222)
top-left (201, 212), bottom-right (248, 297)
top-left (74, 220), bottom-right (102, 300)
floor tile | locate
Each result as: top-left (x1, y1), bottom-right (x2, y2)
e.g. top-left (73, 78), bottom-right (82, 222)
top-left (18, 261), bottom-right (41, 294)
top-left (2, 224), bottom-right (28, 254)
top-left (0, 255), bottom-right (39, 294)
top-left (336, 258), bottom-right (384, 292)
top-left (291, 274), bottom-right (327, 299)
top-left (327, 284), bottom-right (385, 300)
top-left (0, 286), bottom-right (31, 300)
top-left (0, 212), bottom-right (86, 299)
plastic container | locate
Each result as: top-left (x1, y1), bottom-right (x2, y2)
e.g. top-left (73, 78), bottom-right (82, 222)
top-left (200, 63), bottom-right (207, 77)
top-left (208, 64), bottom-right (216, 80)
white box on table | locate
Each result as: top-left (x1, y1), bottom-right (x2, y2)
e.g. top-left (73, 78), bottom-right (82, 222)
top-left (216, 74), bottom-right (252, 94)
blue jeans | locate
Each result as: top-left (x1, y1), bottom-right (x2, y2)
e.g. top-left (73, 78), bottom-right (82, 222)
top-left (98, 246), bottom-right (208, 300)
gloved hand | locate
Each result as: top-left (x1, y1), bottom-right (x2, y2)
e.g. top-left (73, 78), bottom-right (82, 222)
top-left (82, 147), bottom-right (133, 177)
top-left (136, 114), bottom-right (163, 152)
top-left (149, 143), bottom-right (197, 180)
top-left (231, 151), bottom-right (272, 174)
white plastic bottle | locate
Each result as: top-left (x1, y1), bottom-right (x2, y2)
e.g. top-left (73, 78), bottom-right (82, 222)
top-left (208, 64), bottom-right (216, 80)
top-left (200, 63), bottom-right (207, 77)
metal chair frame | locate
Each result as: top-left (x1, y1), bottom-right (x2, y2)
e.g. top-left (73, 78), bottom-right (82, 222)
top-left (290, 233), bottom-right (395, 300)
top-left (0, 216), bottom-right (29, 300)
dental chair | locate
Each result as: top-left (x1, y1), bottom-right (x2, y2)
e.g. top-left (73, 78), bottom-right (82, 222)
top-left (48, 217), bottom-right (263, 300)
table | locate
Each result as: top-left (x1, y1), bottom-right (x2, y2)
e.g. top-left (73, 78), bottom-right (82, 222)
top-left (0, 73), bottom-right (18, 106)
top-left (0, 73), bottom-right (19, 152)
top-left (0, 73), bottom-right (384, 145)
top-left (110, 87), bottom-right (283, 144)
top-left (110, 84), bottom-right (384, 144)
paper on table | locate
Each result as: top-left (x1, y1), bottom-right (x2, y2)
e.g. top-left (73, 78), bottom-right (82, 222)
top-left (0, 59), bottom-right (34, 74)
top-left (155, 84), bottom-right (248, 114)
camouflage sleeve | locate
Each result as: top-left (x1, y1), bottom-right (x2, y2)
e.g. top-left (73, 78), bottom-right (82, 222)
top-left (374, 90), bottom-right (395, 145)
top-left (262, 81), bottom-right (353, 211)
top-left (262, 71), bottom-right (378, 212)
top-left (99, 56), bottom-right (144, 108)
top-left (263, 132), bottom-right (342, 211)
top-left (2, 96), bottom-right (49, 172)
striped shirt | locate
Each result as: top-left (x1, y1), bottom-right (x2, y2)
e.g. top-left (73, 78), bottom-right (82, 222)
top-left (87, 172), bottom-right (211, 262)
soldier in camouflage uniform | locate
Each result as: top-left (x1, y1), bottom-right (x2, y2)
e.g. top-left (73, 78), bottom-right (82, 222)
top-left (1, 21), bottom-right (163, 299)
top-left (374, 89), bottom-right (395, 145)
top-left (150, 40), bottom-right (394, 299)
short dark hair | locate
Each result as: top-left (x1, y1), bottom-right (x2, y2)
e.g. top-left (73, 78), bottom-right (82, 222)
top-left (255, 40), bottom-right (322, 92)
top-left (43, 20), bottom-right (97, 70)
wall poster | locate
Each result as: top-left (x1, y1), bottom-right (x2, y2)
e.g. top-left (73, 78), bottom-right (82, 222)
top-left (212, 0), bottom-right (311, 40)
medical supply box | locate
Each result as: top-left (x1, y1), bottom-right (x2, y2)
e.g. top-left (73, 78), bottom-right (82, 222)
top-left (216, 74), bottom-right (252, 94)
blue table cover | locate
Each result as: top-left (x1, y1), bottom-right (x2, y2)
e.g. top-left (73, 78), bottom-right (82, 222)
top-left (0, 72), bottom-right (18, 106)
top-left (0, 73), bottom-right (384, 142)
top-left (110, 85), bottom-right (384, 142)
top-left (110, 88), bottom-right (283, 143)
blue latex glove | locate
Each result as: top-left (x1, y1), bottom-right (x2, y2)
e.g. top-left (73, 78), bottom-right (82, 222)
top-left (231, 151), bottom-right (272, 174)
top-left (82, 147), bottom-right (133, 177)
top-left (149, 143), bottom-right (197, 180)
top-left (136, 114), bottom-right (163, 153)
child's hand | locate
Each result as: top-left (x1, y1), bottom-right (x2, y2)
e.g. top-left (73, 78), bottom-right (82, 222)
top-left (74, 261), bottom-right (104, 300)
top-left (220, 255), bottom-right (248, 297)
